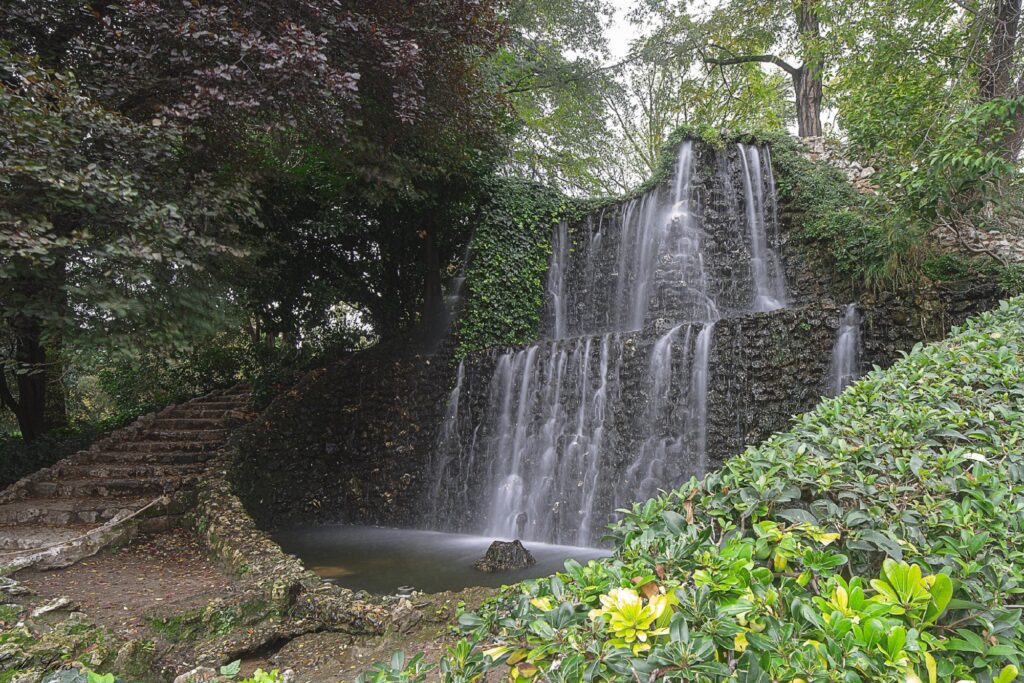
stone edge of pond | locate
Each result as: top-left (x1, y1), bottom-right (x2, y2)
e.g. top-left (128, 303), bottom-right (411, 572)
top-left (190, 435), bottom-right (393, 641)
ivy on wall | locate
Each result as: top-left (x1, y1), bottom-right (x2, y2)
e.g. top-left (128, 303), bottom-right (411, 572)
top-left (456, 126), bottom-right (1023, 358)
top-left (456, 179), bottom-right (578, 356)
top-left (757, 131), bottom-right (1024, 296)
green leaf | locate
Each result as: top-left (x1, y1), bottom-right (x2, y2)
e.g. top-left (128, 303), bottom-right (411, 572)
top-left (220, 660), bottom-right (242, 677)
top-left (924, 574), bottom-right (952, 623)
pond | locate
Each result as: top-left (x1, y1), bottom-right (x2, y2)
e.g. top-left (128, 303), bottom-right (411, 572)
top-left (272, 524), bottom-right (610, 594)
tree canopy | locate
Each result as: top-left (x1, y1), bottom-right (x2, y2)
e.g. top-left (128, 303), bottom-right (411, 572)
top-left (3, 0), bottom-right (1024, 440)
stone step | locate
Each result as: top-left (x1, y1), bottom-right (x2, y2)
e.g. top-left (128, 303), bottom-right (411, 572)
top-left (186, 398), bottom-right (247, 409)
top-left (104, 439), bottom-right (220, 453)
top-left (0, 523), bottom-right (94, 551)
top-left (165, 407), bottom-right (237, 419)
top-left (29, 476), bottom-right (194, 498)
top-left (54, 462), bottom-right (206, 479)
top-left (76, 450), bottom-right (213, 466)
top-left (149, 416), bottom-right (225, 430)
top-left (140, 428), bottom-right (229, 442)
top-left (0, 497), bottom-right (151, 525)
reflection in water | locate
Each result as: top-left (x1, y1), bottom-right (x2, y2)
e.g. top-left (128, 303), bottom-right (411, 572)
top-left (272, 524), bottom-right (609, 594)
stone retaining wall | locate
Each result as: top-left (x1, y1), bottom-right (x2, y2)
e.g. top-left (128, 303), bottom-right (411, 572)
top-left (228, 282), bottom-right (1001, 532)
top-left (192, 446), bottom-right (390, 637)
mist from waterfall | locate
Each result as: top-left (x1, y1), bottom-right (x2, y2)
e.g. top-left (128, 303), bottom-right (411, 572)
top-left (424, 140), bottom-right (788, 546)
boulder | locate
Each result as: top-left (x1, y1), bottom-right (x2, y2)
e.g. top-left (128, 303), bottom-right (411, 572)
top-left (474, 540), bottom-right (536, 573)
top-left (173, 667), bottom-right (218, 683)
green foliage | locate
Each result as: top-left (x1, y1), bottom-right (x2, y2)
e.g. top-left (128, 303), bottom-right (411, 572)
top-left (0, 416), bottom-right (134, 489)
top-left (0, 604), bottom-right (20, 625)
top-left (757, 132), bottom-right (928, 292)
top-left (356, 651), bottom-right (434, 683)
top-left (219, 660), bottom-right (242, 678)
top-left (996, 265), bottom-right (1024, 297)
top-left (834, 1), bottom-right (965, 164)
top-left (239, 670), bottom-right (283, 683)
top-left (96, 342), bottom-right (245, 419)
top-left (456, 180), bottom-right (578, 355)
top-left (754, 130), bottom-right (1024, 294)
top-left (434, 297), bottom-right (1024, 681)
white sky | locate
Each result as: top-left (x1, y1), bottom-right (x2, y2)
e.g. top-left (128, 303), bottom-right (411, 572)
top-left (605, 0), bottom-right (640, 63)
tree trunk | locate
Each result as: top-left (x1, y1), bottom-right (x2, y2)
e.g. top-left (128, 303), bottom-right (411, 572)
top-left (793, 67), bottom-right (823, 137)
top-left (1, 315), bottom-right (48, 442)
top-left (43, 337), bottom-right (68, 432)
top-left (1, 230), bottom-right (70, 441)
top-left (795, 0), bottom-right (824, 138)
top-left (980, 0), bottom-right (1021, 101)
top-left (977, 0), bottom-right (1024, 160)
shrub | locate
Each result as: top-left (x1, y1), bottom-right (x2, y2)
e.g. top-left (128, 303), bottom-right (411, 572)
top-left (436, 297), bottom-right (1024, 682)
top-left (0, 416), bottom-right (135, 488)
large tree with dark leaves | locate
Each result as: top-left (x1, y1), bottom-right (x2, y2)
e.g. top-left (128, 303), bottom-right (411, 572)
top-left (0, 0), bottom-right (504, 440)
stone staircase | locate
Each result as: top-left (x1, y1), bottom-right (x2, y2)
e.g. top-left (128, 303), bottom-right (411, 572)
top-left (0, 385), bottom-right (251, 569)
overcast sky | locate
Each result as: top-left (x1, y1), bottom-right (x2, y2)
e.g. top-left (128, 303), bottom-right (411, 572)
top-left (605, 0), bottom-right (640, 62)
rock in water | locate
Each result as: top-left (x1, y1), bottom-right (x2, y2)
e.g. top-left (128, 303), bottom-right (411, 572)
top-left (474, 540), bottom-right (536, 572)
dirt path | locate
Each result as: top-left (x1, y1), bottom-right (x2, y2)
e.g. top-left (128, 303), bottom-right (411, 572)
top-left (11, 529), bottom-right (503, 681)
top-left (16, 527), bottom-right (242, 639)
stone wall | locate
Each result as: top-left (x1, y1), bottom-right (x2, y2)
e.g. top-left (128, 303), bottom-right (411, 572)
top-left (231, 343), bottom-right (455, 528)
top-left (231, 281), bottom-right (1000, 533)
top-left (707, 281), bottom-right (1002, 466)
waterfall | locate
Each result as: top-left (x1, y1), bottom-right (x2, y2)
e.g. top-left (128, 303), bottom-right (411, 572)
top-left (826, 304), bottom-right (861, 396)
top-left (620, 324), bottom-right (688, 505)
top-left (457, 335), bottom-right (622, 545)
top-left (424, 361), bottom-right (468, 526)
top-left (547, 221), bottom-right (569, 340)
top-left (737, 143), bottom-right (787, 312)
top-left (687, 322), bottom-right (714, 475)
top-left (424, 140), bottom-right (789, 546)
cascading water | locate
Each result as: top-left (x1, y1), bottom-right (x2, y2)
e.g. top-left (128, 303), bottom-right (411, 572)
top-left (425, 140), bottom-right (789, 546)
top-left (737, 144), bottom-right (787, 312)
top-left (425, 360), bottom-right (466, 519)
top-left (826, 304), bottom-right (861, 396)
top-left (618, 320), bottom-right (715, 508)
top-left (468, 334), bottom-right (621, 546)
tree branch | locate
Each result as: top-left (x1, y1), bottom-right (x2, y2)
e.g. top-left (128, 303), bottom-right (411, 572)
top-left (705, 53), bottom-right (800, 77)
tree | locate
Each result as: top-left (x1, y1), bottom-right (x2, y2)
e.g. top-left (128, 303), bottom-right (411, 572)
top-left (973, 0), bottom-right (1024, 160)
top-left (495, 0), bottom-right (621, 195)
top-left (629, 0), bottom-right (829, 137)
top-left (0, 46), bottom-right (253, 440)
top-left (829, 0), bottom-right (1024, 271)
top-left (598, 41), bottom-right (789, 190)
top-left (0, 0), bottom-right (507, 439)
top-left (699, 0), bottom-right (824, 137)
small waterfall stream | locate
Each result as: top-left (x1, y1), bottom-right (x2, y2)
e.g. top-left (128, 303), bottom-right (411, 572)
top-left (737, 144), bottom-right (787, 312)
top-left (826, 304), bottom-right (861, 396)
top-left (425, 140), bottom-right (789, 545)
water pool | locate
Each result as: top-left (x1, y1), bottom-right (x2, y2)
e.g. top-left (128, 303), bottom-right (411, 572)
top-left (272, 524), bottom-right (610, 594)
